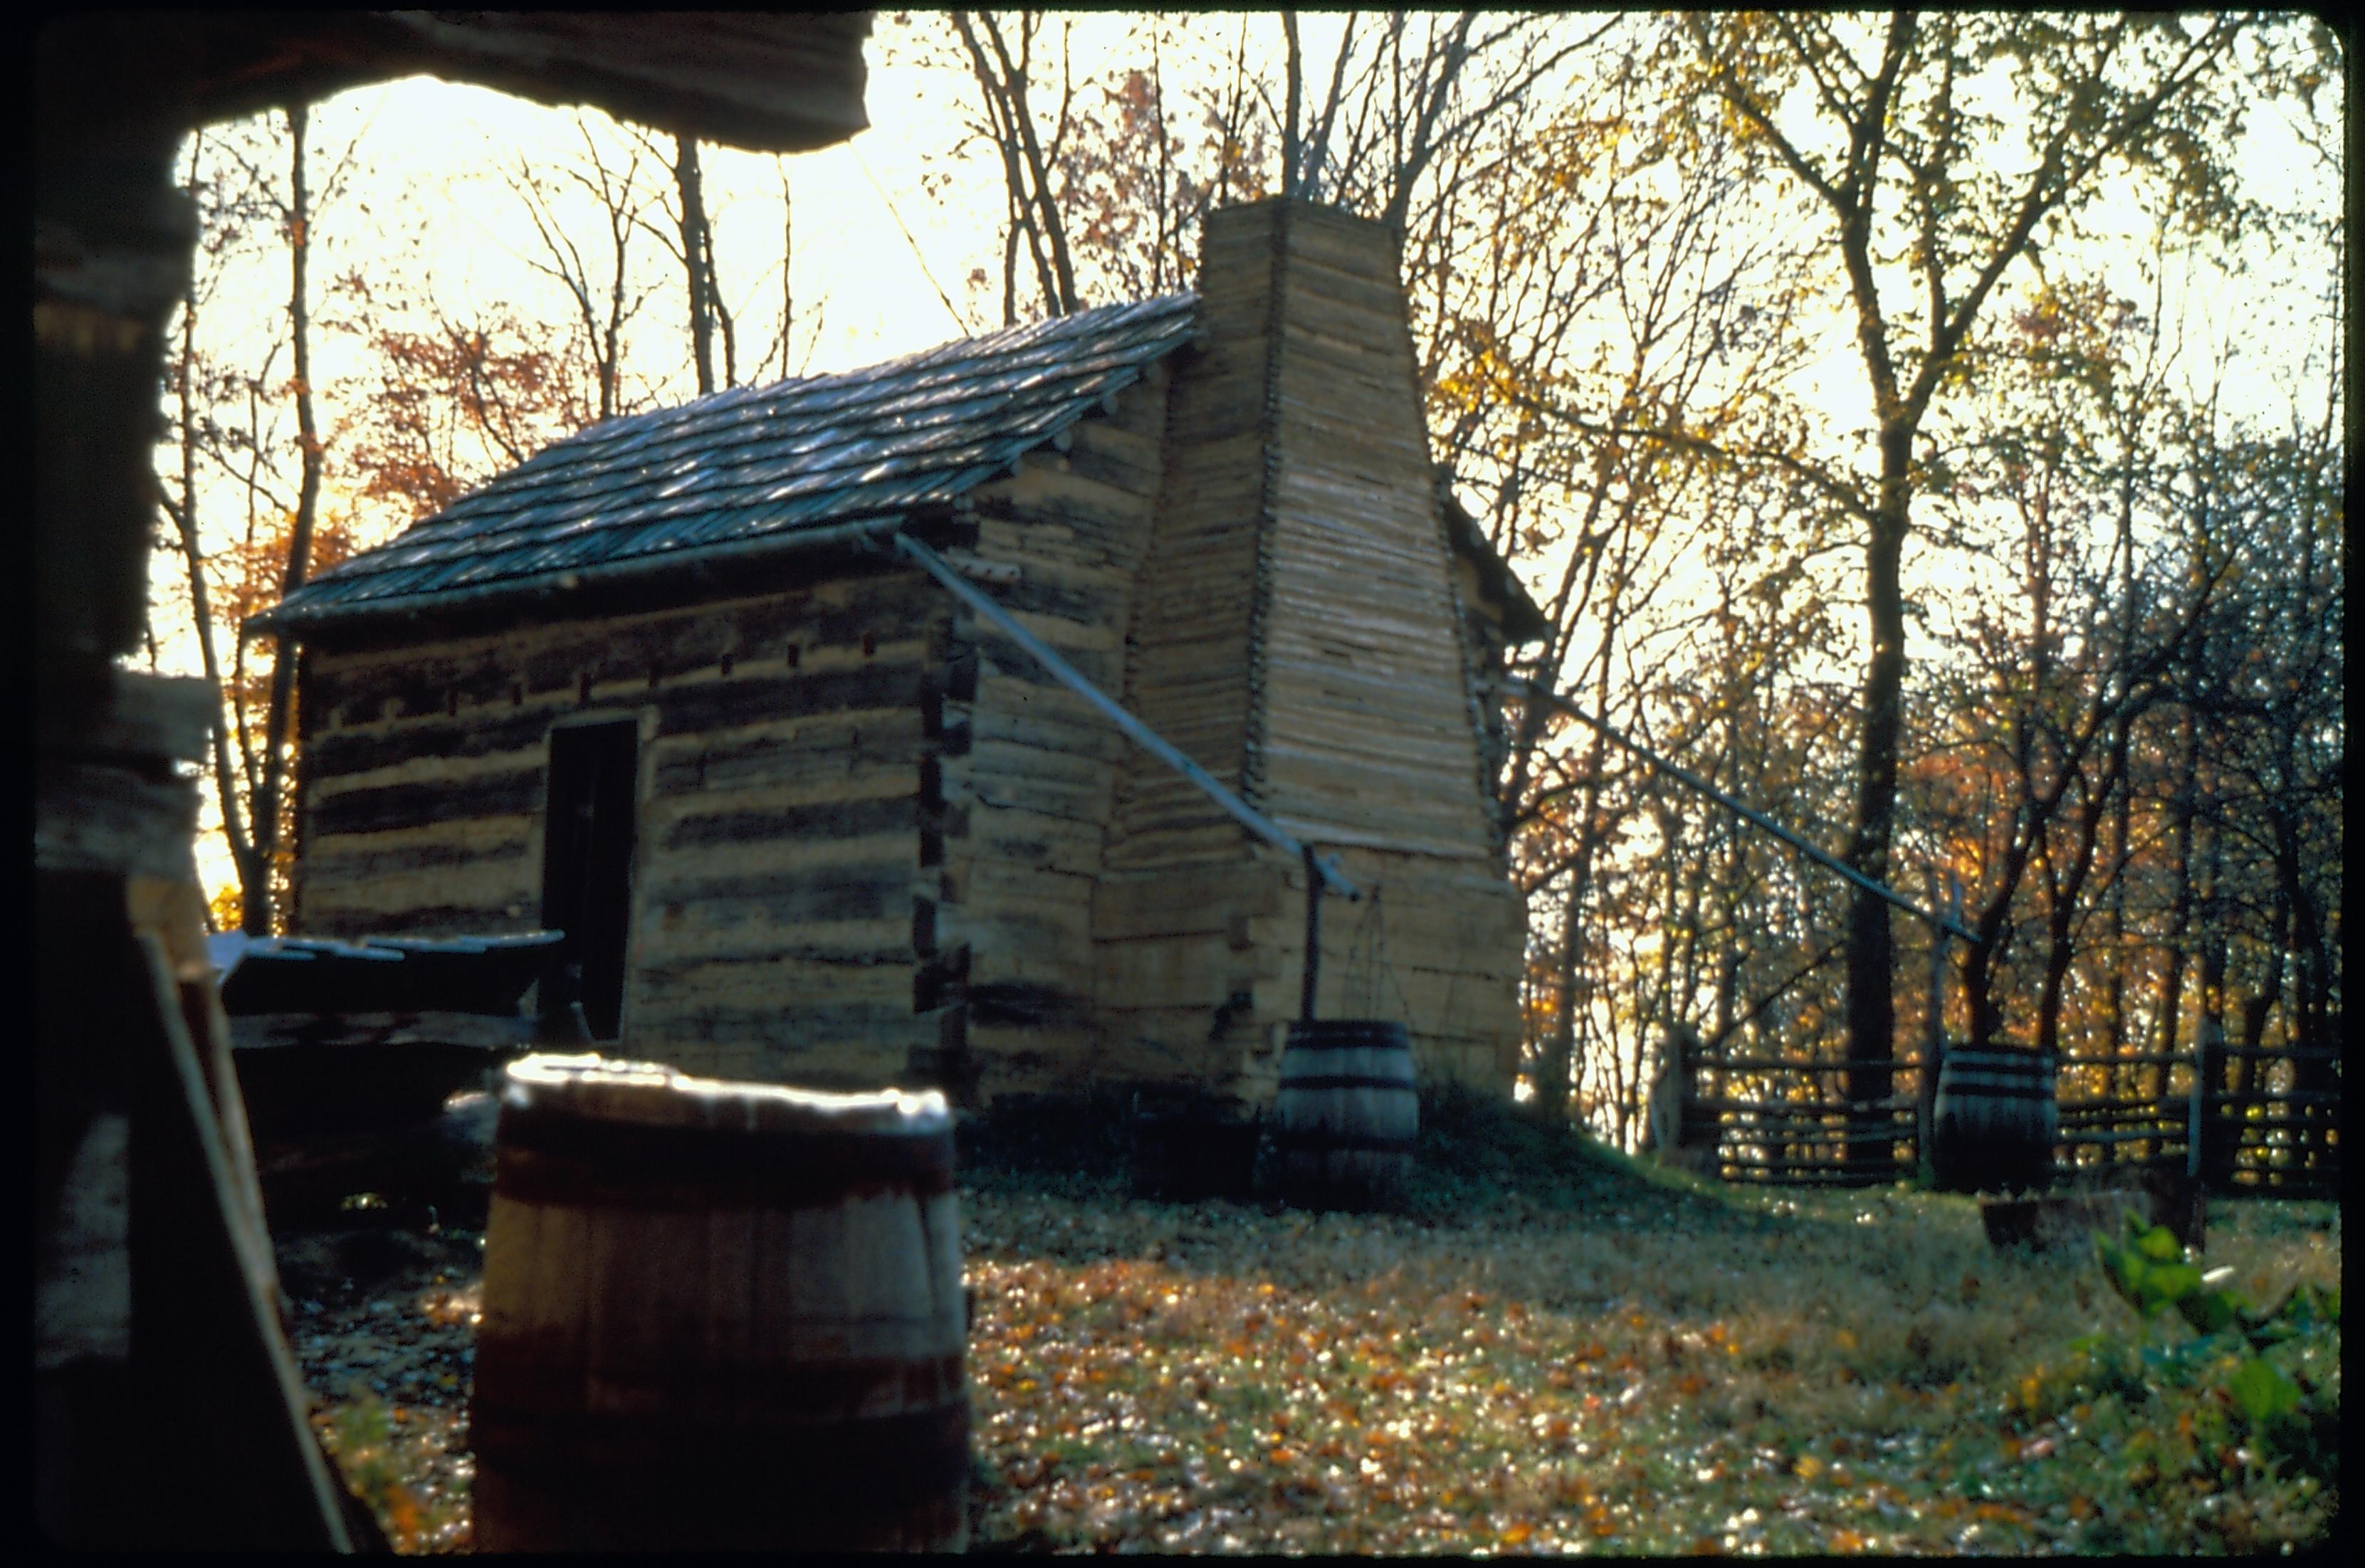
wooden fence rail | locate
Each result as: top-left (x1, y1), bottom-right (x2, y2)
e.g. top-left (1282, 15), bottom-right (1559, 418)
top-left (1666, 1036), bottom-right (2337, 1194)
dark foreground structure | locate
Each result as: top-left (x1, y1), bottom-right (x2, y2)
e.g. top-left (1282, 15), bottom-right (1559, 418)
top-left (35, 14), bottom-right (873, 1548)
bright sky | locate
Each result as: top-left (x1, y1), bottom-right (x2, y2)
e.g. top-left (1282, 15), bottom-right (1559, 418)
top-left (302, 13), bottom-right (1309, 381)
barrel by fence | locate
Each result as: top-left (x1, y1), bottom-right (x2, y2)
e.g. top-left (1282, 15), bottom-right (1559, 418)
top-left (1930, 1049), bottom-right (2058, 1194)
top-left (470, 1055), bottom-right (968, 1552)
top-left (1274, 1021), bottom-right (1418, 1210)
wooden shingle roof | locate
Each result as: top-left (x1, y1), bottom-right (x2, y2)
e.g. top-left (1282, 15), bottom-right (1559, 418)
top-left (262, 293), bottom-right (1200, 629)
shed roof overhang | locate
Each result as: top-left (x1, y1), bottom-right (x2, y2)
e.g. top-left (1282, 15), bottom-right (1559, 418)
top-left (40, 12), bottom-right (871, 154)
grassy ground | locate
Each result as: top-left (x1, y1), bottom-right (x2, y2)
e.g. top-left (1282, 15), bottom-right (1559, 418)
top-left (952, 1088), bottom-right (2337, 1554)
top-left (290, 1085), bottom-right (2339, 1554)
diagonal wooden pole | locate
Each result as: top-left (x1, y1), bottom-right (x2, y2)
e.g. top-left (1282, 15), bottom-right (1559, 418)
top-left (893, 528), bottom-right (1360, 900)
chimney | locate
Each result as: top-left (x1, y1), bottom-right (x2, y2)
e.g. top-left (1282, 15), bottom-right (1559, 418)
top-left (1095, 197), bottom-right (1522, 1102)
top-left (1113, 197), bottom-right (1495, 866)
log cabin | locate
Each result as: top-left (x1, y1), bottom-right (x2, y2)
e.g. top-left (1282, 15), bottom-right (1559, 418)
top-left (257, 197), bottom-right (1547, 1107)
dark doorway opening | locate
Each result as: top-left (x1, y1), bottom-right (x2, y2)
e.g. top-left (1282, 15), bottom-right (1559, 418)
top-left (542, 719), bottom-right (639, 1039)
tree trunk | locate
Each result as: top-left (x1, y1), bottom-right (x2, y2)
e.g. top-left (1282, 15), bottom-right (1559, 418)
top-left (674, 135), bottom-right (715, 396)
top-left (2103, 774), bottom-right (2134, 1145)
top-left (1535, 873), bottom-right (1582, 1124)
top-left (167, 136), bottom-right (267, 931)
top-left (2193, 814), bottom-right (2234, 1186)
top-left (2035, 712), bottom-right (2138, 1068)
top-left (2150, 744), bottom-right (2196, 1122)
top-left (247, 104), bottom-right (319, 937)
top-left (1841, 431), bottom-right (1911, 1174)
top-left (1280, 11), bottom-right (1303, 198)
top-left (2275, 804), bottom-right (2334, 1174)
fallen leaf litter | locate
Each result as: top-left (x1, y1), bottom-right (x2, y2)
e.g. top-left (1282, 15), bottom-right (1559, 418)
top-left (278, 1174), bottom-right (2337, 1554)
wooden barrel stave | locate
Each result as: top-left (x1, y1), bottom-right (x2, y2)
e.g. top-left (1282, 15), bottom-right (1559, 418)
top-left (1275, 1021), bottom-right (1418, 1209)
top-left (472, 1055), bottom-right (967, 1552)
top-left (1931, 1051), bottom-right (2057, 1194)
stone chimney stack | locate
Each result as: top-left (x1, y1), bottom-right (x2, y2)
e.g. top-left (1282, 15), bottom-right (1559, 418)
top-left (1094, 198), bottom-right (1522, 1095)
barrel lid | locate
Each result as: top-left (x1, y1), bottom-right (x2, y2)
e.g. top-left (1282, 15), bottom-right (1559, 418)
top-left (502, 1053), bottom-right (950, 1137)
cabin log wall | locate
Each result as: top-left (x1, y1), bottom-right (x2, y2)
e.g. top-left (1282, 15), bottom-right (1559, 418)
top-left (293, 569), bottom-right (943, 1088)
top-left (931, 368), bottom-right (1173, 1098)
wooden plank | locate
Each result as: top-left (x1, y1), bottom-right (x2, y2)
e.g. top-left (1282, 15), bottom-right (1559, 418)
top-left (941, 870), bottom-right (1088, 946)
top-left (636, 824), bottom-right (916, 890)
top-left (1261, 733), bottom-right (1486, 789)
top-left (952, 774), bottom-right (1113, 831)
top-left (646, 745), bottom-right (921, 820)
top-left (309, 579), bottom-right (939, 720)
top-left (954, 804), bottom-right (1111, 878)
top-left (306, 704), bottom-right (555, 778)
top-left (1272, 206), bottom-right (1405, 283)
top-left (981, 453), bottom-right (1160, 522)
top-left (652, 658), bottom-right (927, 740)
top-left (298, 816), bottom-right (532, 878)
top-left (657, 792), bottom-right (918, 850)
top-left (303, 740), bottom-right (554, 804)
top-left (36, 762), bottom-right (204, 880)
top-left (307, 764), bottom-right (542, 838)
top-left (1091, 1013), bottom-right (1243, 1084)
top-left (649, 710), bottom-right (925, 796)
top-left (638, 858), bottom-right (915, 925)
top-left (1257, 728), bottom-right (1486, 777)
top-left (631, 917), bottom-right (919, 977)
top-left (1092, 864), bottom-right (1281, 938)
top-left (972, 628), bottom-right (1124, 689)
top-left (626, 996), bottom-right (928, 1053)
top-left (1260, 816), bottom-right (1491, 862)
top-left (296, 858), bottom-right (538, 927)
top-left (304, 902), bottom-right (541, 940)
top-left (1281, 253), bottom-right (1417, 320)
top-left (1096, 943), bottom-right (1272, 1012)
top-left (114, 925), bottom-right (361, 1545)
top-left (1102, 822), bottom-right (1259, 870)
top-left (631, 949), bottom-right (917, 1002)
top-left (960, 724), bottom-right (1126, 790)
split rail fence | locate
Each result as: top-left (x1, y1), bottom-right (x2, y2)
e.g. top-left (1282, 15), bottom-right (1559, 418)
top-left (1674, 1038), bottom-right (2341, 1199)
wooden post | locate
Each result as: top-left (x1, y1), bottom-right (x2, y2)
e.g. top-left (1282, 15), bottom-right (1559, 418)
top-left (1918, 873), bottom-right (1960, 1184)
top-left (2189, 1016), bottom-right (2218, 1187)
top-left (36, 673), bottom-right (360, 1549)
top-left (1301, 844), bottom-right (1323, 1024)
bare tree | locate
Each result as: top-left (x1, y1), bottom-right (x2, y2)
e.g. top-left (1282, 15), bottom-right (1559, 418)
top-left (505, 114), bottom-right (666, 421)
top-left (950, 11), bottom-right (1082, 322)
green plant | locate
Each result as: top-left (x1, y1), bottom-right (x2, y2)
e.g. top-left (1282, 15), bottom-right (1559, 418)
top-left (2080, 1216), bottom-right (2339, 1482)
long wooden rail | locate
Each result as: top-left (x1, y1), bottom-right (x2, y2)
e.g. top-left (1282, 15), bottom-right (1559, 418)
top-left (1664, 1037), bottom-right (2339, 1195)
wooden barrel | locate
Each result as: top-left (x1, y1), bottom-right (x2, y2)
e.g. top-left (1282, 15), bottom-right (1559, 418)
top-left (1274, 1021), bottom-right (1418, 1210)
top-left (1930, 1049), bottom-right (2057, 1194)
top-left (471, 1055), bottom-right (968, 1552)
